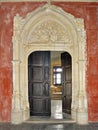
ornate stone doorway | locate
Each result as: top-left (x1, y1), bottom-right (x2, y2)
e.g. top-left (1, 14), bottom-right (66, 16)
top-left (11, 4), bottom-right (88, 124)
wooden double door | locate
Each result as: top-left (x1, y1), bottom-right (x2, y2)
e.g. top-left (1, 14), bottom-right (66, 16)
top-left (28, 51), bottom-right (72, 116)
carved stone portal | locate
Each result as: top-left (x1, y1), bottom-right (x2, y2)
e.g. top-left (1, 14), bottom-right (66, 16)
top-left (12, 4), bottom-right (88, 124)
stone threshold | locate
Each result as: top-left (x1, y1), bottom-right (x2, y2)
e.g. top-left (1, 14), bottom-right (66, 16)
top-left (24, 119), bottom-right (75, 124)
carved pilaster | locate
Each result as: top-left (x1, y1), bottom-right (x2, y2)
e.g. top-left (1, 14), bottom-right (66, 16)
top-left (19, 62), bottom-right (29, 121)
top-left (76, 60), bottom-right (88, 124)
top-left (75, 22), bottom-right (88, 124)
top-left (11, 60), bottom-right (23, 124)
top-left (13, 14), bottom-right (23, 60)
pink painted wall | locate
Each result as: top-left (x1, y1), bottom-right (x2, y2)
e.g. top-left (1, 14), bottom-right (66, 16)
top-left (0, 2), bottom-right (98, 122)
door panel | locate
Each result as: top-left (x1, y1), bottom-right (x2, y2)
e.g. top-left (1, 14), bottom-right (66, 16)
top-left (61, 52), bottom-right (72, 114)
top-left (32, 67), bottom-right (43, 81)
top-left (28, 51), bottom-right (51, 116)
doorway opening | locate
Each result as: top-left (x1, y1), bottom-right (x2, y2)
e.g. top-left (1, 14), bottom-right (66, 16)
top-left (28, 51), bottom-right (72, 120)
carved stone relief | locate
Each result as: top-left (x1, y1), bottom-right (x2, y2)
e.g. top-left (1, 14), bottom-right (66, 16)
top-left (28, 20), bottom-right (72, 43)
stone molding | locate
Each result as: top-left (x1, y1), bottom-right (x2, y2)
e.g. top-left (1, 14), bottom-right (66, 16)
top-left (12, 4), bottom-right (88, 124)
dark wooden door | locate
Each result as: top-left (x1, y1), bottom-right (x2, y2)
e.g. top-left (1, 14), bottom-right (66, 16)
top-left (28, 51), bottom-right (51, 116)
top-left (61, 52), bottom-right (72, 114)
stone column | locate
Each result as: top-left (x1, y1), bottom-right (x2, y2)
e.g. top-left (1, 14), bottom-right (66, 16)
top-left (11, 60), bottom-right (23, 124)
top-left (11, 15), bottom-right (24, 124)
top-left (71, 60), bottom-right (79, 121)
top-left (76, 29), bottom-right (88, 124)
top-left (20, 61), bottom-right (30, 121)
top-left (76, 60), bottom-right (88, 124)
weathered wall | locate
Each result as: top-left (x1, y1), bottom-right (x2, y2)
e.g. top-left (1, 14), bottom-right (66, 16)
top-left (0, 2), bottom-right (98, 122)
top-left (86, 6), bottom-right (98, 121)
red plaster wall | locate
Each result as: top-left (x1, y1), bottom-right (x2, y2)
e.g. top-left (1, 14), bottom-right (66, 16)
top-left (0, 2), bottom-right (98, 122)
top-left (86, 6), bottom-right (98, 121)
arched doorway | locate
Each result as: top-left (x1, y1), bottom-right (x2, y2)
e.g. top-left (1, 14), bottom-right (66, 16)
top-left (11, 4), bottom-right (88, 124)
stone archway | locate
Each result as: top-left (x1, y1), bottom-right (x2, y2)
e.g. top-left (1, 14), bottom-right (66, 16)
top-left (11, 4), bottom-right (88, 124)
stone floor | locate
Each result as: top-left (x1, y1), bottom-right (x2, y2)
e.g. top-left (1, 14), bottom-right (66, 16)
top-left (51, 100), bottom-right (71, 119)
top-left (0, 123), bottom-right (98, 130)
top-left (51, 100), bottom-right (63, 119)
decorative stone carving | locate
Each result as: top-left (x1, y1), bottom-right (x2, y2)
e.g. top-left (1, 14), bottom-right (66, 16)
top-left (28, 20), bottom-right (71, 44)
top-left (12, 3), bottom-right (88, 125)
top-left (75, 19), bottom-right (84, 30)
top-left (46, 0), bottom-right (52, 5)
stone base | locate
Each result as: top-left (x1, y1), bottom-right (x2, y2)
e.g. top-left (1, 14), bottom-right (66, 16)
top-left (11, 109), bottom-right (30, 124)
top-left (76, 110), bottom-right (88, 125)
top-left (71, 109), bottom-right (77, 120)
top-left (11, 109), bottom-right (23, 124)
top-left (23, 108), bottom-right (30, 121)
